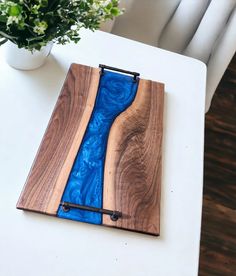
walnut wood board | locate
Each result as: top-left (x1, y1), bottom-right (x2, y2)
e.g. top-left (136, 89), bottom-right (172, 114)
top-left (103, 79), bottom-right (164, 235)
top-left (17, 64), bottom-right (100, 215)
top-left (17, 63), bottom-right (164, 236)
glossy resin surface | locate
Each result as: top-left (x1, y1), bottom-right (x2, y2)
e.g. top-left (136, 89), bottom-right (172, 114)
top-left (57, 70), bottom-right (138, 224)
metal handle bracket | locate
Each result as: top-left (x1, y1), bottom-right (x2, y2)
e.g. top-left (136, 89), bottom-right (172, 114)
top-left (61, 202), bottom-right (122, 222)
top-left (99, 64), bottom-right (140, 82)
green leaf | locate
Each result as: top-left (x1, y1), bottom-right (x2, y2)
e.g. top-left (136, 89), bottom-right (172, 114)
top-left (41, 0), bottom-right (48, 8)
top-left (9, 5), bottom-right (22, 16)
top-left (0, 15), bottom-right (7, 23)
top-left (110, 7), bottom-right (120, 16)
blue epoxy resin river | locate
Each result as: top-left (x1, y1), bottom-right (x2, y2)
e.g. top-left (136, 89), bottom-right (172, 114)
top-left (57, 70), bottom-right (139, 224)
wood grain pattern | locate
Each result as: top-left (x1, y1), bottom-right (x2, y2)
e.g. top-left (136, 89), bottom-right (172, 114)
top-left (199, 54), bottom-right (236, 276)
top-left (103, 79), bottom-right (164, 235)
top-left (17, 64), bottom-right (100, 215)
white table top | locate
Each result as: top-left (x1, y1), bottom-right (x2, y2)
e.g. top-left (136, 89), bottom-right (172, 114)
top-left (0, 30), bottom-right (206, 276)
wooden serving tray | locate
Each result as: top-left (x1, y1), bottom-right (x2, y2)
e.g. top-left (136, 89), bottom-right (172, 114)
top-left (17, 63), bottom-right (164, 236)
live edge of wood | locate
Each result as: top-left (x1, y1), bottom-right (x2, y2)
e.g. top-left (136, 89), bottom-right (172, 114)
top-left (16, 64), bottom-right (100, 215)
top-left (103, 79), bottom-right (164, 236)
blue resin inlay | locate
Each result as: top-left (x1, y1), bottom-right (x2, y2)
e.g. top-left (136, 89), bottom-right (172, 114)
top-left (57, 70), bottom-right (138, 224)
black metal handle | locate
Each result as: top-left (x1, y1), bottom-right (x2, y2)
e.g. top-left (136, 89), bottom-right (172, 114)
top-left (99, 64), bottom-right (140, 82)
top-left (61, 202), bottom-right (122, 222)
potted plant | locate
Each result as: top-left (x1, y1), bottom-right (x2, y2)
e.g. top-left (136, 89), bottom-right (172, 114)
top-left (0, 0), bottom-right (122, 70)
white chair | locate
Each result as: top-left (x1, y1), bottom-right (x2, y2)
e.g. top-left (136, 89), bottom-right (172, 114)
top-left (101, 0), bottom-right (236, 112)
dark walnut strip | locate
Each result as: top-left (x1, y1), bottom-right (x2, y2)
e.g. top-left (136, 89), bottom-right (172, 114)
top-left (103, 79), bottom-right (164, 235)
top-left (17, 64), bottom-right (100, 215)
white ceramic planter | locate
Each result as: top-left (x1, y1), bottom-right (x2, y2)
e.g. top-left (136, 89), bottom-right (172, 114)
top-left (4, 41), bottom-right (53, 70)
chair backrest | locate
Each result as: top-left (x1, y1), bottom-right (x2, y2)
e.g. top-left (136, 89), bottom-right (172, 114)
top-left (111, 0), bottom-right (235, 64)
top-left (104, 0), bottom-right (236, 111)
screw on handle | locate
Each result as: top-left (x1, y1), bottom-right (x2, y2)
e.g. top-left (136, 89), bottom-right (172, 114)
top-left (99, 64), bottom-right (140, 82)
top-left (61, 202), bottom-right (122, 222)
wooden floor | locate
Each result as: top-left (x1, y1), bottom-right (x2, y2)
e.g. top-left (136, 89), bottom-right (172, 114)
top-left (199, 54), bottom-right (236, 275)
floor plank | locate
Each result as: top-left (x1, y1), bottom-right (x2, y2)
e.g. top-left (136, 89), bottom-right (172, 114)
top-left (199, 54), bottom-right (236, 275)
